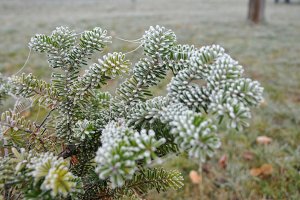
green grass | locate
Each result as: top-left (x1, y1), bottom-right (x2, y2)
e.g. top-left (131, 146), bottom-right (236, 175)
top-left (1, 0), bottom-right (300, 199)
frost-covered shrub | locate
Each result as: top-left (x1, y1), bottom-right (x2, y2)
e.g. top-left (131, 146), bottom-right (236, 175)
top-left (0, 25), bottom-right (263, 199)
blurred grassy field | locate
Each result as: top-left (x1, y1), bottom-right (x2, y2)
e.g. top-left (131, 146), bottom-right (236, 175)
top-left (1, 0), bottom-right (300, 199)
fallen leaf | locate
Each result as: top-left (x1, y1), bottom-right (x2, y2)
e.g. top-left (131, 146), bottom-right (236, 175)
top-left (260, 164), bottom-right (273, 176)
top-left (218, 155), bottom-right (227, 169)
top-left (256, 136), bottom-right (272, 145)
top-left (250, 164), bottom-right (273, 177)
top-left (259, 99), bottom-right (267, 107)
top-left (189, 170), bottom-right (202, 184)
top-left (243, 151), bottom-right (254, 161)
top-left (250, 167), bottom-right (262, 176)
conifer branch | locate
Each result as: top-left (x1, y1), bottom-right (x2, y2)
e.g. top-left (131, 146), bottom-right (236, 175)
top-left (0, 25), bottom-right (263, 200)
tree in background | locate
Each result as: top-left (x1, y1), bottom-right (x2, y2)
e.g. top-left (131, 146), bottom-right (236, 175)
top-left (275, 0), bottom-right (290, 3)
top-left (0, 25), bottom-right (263, 199)
top-left (248, 0), bottom-right (266, 24)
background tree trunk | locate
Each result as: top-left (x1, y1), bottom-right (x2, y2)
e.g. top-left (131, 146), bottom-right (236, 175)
top-left (248, 0), bottom-right (266, 24)
top-left (275, 0), bottom-right (290, 4)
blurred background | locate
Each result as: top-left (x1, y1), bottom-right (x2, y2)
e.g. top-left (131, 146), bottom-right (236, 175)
top-left (0, 0), bottom-right (299, 199)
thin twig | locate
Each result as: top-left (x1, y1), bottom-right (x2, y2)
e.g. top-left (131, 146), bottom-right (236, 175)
top-left (37, 108), bottom-right (55, 129)
top-left (0, 122), bottom-right (32, 133)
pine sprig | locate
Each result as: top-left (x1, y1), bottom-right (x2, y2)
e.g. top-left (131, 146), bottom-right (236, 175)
top-left (114, 168), bottom-right (184, 198)
top-left (142, 25), bottom-right (177, 59)
top-left (69, 27), bottom-right (111, 66)
top-left (1, 111), bottom-right (33, 131)
top-left (112, 77), bottom-right (152, 117)
top-left (10, 73), bottom-right (59, 107)
top-left (95, 119), bottom-right (166, 188)
top-left (133, 58), bottom-right (167, 86)
top-left (80, 52), bottom-right (130, 89)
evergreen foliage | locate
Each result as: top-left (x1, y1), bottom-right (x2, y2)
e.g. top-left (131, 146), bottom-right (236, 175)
top-left (0, 74), bottom-right (9, 106)
top-left (0, 25), bottom-right (263, 199)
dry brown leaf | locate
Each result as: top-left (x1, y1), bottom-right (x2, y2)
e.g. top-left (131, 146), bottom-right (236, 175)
top-left (260, 164), bottom-right (273, 176)
top-left (250, 167), bottom-right (262, 176)
top-left (259, 99), bottom-right (267, 107)
top-left (256, 136), bottom-right (272, 145)
top-left (243, 151), bottom-right (254, 161)
top-left (189, 170), bottom-right (202, 184)
top-left (250, 164), bottom-right (273, 177)
top-left (218, 155), bottom-right (227, 169)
